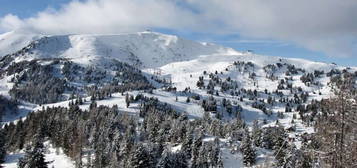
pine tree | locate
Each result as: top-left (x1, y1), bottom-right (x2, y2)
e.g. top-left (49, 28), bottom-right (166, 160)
top-left (89, 100), bottom-right (97, 110)
top-left (18, 146), bottom-right (32, 168)
top-left (284, 145), bottom-right (312, 168)
top-left (273, 127), bottom-right (288, 167)
top-left (157, 150), bottom-right (172, 168)
top-left (18, 133), bottom-right (49, 168)
top-left (0, 126), bottom-right (6, 166)
top-left (108, 135), bottom-right (121, 167)
top-left (186, 97), bottom-right (190, 103)
top-left (158, 150), bottom-right (188, 168)
top-left (240, 130), bottom-right (256, 166)
top-left (196, 145), bottom-right (208, 168)
top-left (212, 138), bottom-right (221, 167)
top-left (182, 132), bottom-right (193, 158)
top-left (129, 144), bottom-right (154, 168)
top-left (216, 152), bottom-right (224, 168)
top-left (190, 133), bottom-right (203, 168)
top-left (125, 93), bottom-right (130, 108)
top-left (251, 120), bottom-right (262, 147)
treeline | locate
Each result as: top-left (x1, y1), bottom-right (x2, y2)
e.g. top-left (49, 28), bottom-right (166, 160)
top-left (8, 59), bottom-right (68, 104)
top-left (2, 96), bottom-right (223, 167)
top-left (4, 58), bottom-right (153, 104)
top-left (0, 95), bottom-right (311, 167)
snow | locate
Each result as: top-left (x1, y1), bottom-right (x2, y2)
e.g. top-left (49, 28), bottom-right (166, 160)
top-left (0, 31), bottom-right (41, 58)
top-left (1, 30), bottom-right (356, 167)
top-left (3, 141), bottom-right (75, 168)
top-left (1, 31), bottom-right (233, 68)
top-left (31, 89), bottom-right (205, 119)
top-left (221, 147), bottom-right (244, 168)
top-left (0, 76), bottom-right (35, 123)
top-left (0, 75), bottom-right (13, 98)
top-left (2, 30), bottom-right (352, 134)
top-left (203, 138), bottom-right (276, 168)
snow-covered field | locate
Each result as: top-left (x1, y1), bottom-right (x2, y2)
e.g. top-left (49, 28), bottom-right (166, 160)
top-left (3, 142), bottom-right (75, 168)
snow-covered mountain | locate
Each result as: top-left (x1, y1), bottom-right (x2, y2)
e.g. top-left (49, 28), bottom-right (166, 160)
top-left (0, 30), bottom-right (355, 132)
top-left (0, 31), bottom-right (235, 68)
top-left (0, 31), bottom-right (41, 58)
top-left (1, 31), bottom-right (356, 168)
top-left (0, 31), bottom-right (349, 104)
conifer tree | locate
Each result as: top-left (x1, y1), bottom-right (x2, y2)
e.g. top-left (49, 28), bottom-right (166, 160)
top-left (273, 127), bottom-right (288, 167)
top-left (0, 126), bottom-right (6, 166)
top-left (251, 120), bottom-right (262, 147)
top-left (240, 129), bottom-right (256, 166)
top-left (190, 133), bottom-right (203, 168)
top-left (18, 132), bottom-right (49, 168)
top-left (158, 150), bottom-right (188, 168)
top-left (182, 131), bottom-right (193, 158)
top-left (125, 93), bottom-right (130, 108)
top-left (129, 144), bottom-right (154, 168)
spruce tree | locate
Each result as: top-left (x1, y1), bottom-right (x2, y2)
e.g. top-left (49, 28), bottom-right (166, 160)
top-left (273, 126), bottom-right (288, 167)
top-left (190, 132), bottom-right (203, 168)
top-left (157, 150), bottom-right (172, 168)
top-left (186, 97), bottom-right (190, 103)
top-left (158, 150), bottom-right (188, 168)
top-left (0, 127), bottom-right (6, 166)
top-left (240, 130), bottom-right (256, 166)
top-left (182, 132), bottom-right (193, 158)
top-left (251, 120), bottom-right (262, 147)
top-left (216, 153), bottom-right (224, 168)
top-left (18, 133), bottom-right (49, 168)
top-left (212, 138), bottom-right (221, 167)
top-left (125, 93), bottom-right (130, 108)
top-left (284, 145), bottom-right (312, 168)
top-left (129, 144), bottom-right (154, 168)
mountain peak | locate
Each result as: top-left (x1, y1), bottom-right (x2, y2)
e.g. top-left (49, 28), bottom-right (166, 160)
top-left (1, 31), bottom-right (232, 68)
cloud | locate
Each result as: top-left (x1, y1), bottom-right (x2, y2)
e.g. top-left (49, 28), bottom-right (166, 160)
top-left (1, 0), bottom-right (357, 58)
top-left (184, 0), bottom-right (357, 58)
top-left (0, 0), bottom-right (200, 34)
top-left (0, 14), bottom-right (25, 31)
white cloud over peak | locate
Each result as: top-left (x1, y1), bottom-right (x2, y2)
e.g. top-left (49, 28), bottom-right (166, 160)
top-left (1, 0), bottom-right (357, 58)
top-left (186, 0), bottom-right (357, 57)
top-left (0, 0), bottom-right (200, 34)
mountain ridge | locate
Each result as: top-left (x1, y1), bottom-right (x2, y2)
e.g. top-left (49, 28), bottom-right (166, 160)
top-left (1, 31), bottom-right (351, 70)
top-left (1, 31), bottom-right (356, 168)
top-left (0, 31), bottom-right (236, 68)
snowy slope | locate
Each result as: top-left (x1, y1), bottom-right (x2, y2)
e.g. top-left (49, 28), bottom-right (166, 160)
top-left (0, 31), bottom-right (234, 68)
top-left (0, 30), bottom-right (346, 73)
top-left (3, 141), bottom-right (75, 168)
top-left (0, 31), bottom-right (41, 58)
top-left (1, 30), bottom-right (355, 127)
top-left (158, 53), bottom-right (343, 91)
top-left (1, 31), bottom-right (356, 167)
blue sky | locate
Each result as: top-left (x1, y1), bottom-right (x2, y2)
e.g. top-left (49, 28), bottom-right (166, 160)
top-left (0, 0), bottom-right (72, 18)
top-left (155, 28), bottom-right (350, 66)
top-left (0, 0), bottom-right (356, 66)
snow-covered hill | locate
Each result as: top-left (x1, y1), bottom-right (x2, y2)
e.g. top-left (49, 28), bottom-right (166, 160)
top-left (1, 31), bottom-right (356, 168)
top-left (0, 30), bottom-right (348, 73)
top-left (0, 31), bottom-right (41, 58)
top-left (0, 31), bottom-right (234, 68)
top-left (1, 30), bottom-right (355, 131)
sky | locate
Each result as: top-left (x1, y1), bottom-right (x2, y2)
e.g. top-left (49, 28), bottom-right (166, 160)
top-left (0, 0), bottom-right (356, 66)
